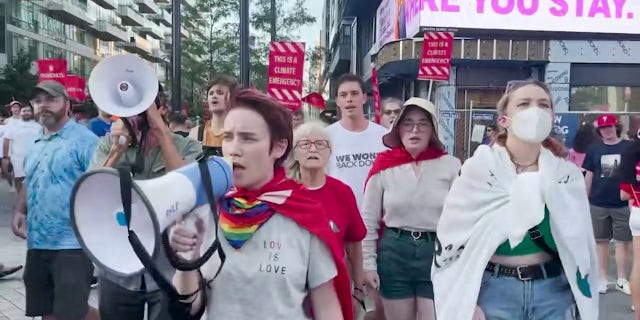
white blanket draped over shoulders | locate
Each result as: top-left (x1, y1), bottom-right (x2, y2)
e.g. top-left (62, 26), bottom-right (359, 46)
top-left (432, 144), bottom-right (599, 320)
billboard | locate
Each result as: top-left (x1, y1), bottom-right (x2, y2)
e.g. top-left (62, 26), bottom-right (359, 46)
top-left (404, 0), bottom-right (640, 36)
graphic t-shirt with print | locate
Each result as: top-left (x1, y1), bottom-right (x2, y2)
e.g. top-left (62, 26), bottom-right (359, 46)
top-left (583, 140), bottom-right (632, 208)
top-left (202, 214), bottom-right (337, 320)
top-left (326, 121), bottom-right (388, 207)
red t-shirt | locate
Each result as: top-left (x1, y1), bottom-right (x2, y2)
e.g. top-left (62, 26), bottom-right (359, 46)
top-left (620, 183), bottom-right (640, 208)
top-left (307, 175), bottom-right (367, 249)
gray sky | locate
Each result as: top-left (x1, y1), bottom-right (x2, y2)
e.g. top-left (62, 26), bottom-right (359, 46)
top-left (293, 0), bottom-right (324, 49)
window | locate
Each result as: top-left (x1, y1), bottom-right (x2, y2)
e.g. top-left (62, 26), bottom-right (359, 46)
top-left (570, 86), bottom-right (640, 112)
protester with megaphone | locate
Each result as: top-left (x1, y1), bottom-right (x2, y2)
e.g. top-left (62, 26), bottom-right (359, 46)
top-left (83, 54), bottom-right (203, 320)
top-left (169, 88), bottom-right (353, 320)
top-left (90, 94), bottom-right (202, 320)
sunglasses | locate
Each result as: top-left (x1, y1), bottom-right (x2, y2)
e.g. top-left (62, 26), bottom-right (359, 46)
top-left (383, 109), bottom-right (401, 116)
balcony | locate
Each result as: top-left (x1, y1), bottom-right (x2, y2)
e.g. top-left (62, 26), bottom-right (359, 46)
top-left (181, 27), bottom-right (189, 38)
top-left (134, 0), bottom-right (160, 14)
top-left (150, 11), bottom-right (171, 27)
top-left (118, 5), bottom-right (144, 27)
top-left (118, 35), bottom-right (152, 56)
top-left (47, 1), bottom-right (95, 28)
top-left (141, 47), bottom-right (165, 63)
top-left (193, 28), bottom-right (206, 39)
top-left (328, 41), bottom-right (351, 77)
top-left (154, 0), bottom-right (169, 3)
top-left (135, 21), bottom-right (164, 40)
top-left (93, 0), bottom-right (117, 10)
top-left (183, 0), bottom-right (196, 9)
top-left (93, 19), bottom-right (129, 42)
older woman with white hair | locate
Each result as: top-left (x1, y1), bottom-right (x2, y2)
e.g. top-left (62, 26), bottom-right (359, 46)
top-left (287, 121), bottom-right (367, 318)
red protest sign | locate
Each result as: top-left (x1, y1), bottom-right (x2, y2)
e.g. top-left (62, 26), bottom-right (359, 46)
top-left (371, 66), bottom-right (382, 124)
top-left (65, 75), bottom-right (86, 102)
top-left (418, 32), bottom-right (453, 82)
top-left (37, 59), bottom-right (67, 85)
top-left (267, 41), bottom-right (305, 111)
top-left (301, 92), bottom-right (325, 110)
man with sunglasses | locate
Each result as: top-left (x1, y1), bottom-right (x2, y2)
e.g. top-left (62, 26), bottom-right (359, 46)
top-left (12, 80), bottom-right (100, 320)
top-left (89, 83), bottom-right (202, 320)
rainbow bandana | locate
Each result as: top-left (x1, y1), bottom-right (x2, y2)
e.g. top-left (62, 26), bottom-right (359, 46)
top-left (219, 196), bottom-right (276, 249)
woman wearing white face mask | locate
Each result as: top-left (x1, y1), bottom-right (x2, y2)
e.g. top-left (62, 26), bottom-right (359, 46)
top-left (432, 80), bottom-right (599, 320)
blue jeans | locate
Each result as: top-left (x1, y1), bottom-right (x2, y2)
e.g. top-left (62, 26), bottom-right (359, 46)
top-left (478, 271), bottom-right (579, 320)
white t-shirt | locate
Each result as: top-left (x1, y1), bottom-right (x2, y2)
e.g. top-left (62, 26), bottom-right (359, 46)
top-left (202, 214), bottom-right (337, 320)
top-left (326, 121), bottom-right (388, 207)
top-left (4, 120), bottom-right (41, 158)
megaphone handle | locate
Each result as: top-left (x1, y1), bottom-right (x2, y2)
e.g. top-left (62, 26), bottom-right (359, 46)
top-left (116, 166), bottom-right (206, 306)
top-left (162, 158), bottom-right (227, 273)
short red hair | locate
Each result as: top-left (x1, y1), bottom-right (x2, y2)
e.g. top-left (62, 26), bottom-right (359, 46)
top-left (230, 88), bottom-right (293, 167)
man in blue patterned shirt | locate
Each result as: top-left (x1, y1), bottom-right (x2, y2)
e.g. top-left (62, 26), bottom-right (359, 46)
top-left (11, 80), bottom-right (99, 320)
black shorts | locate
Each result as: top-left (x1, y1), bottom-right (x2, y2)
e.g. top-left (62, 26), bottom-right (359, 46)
top-left (24, 249), bottom-right (94, 320)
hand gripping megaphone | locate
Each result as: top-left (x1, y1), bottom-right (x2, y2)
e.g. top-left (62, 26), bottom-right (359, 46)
top-left (88, 53), bottom-right (158, 118)
top-left (70, 156), bottom-right (233, 276)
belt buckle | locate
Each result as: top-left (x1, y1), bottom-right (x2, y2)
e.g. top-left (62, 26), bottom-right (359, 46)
top-left (411, 231), bottom-right (422, 240)
top-left (516, 266), bottom-right (532, 281)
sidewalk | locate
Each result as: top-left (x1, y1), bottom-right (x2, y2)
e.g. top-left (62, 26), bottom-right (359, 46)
top-left (0, 183), bottom-right (97, 319)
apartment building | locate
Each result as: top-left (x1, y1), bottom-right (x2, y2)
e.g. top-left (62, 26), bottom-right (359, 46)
top-left (0, 0), bottom-right (201, 80)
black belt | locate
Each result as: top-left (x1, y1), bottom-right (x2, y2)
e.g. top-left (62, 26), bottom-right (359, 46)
top-left (386, 227), bottom-right (436, 241)
top-left (485, 261), bottom-right (563, 281)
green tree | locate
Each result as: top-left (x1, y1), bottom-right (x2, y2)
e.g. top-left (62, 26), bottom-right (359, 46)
top-left (0, 50), bottom-right (38, 109)
top-left (180, 0), bottom-right (317, 114)
top-left (306, 45), bottom-right (323, 93)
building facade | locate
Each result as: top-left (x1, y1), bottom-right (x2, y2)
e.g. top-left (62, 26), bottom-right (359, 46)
top-left (1, 0), bottom-right (203, 83)
top-left (322, 0), bottom-right (640, 159)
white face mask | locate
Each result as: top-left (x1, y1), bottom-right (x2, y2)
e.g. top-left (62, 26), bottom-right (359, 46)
top-left (505, 107), bottom-right (553, 143)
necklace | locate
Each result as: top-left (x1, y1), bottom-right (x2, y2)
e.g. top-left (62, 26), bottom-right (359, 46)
top-left (511, 158), bottom-right (538, 173)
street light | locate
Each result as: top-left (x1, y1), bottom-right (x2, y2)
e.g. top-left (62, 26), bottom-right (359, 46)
top-left (240, 0), bottom-right (250, 86)
top-left (171, 0), bottom-right (181, 113)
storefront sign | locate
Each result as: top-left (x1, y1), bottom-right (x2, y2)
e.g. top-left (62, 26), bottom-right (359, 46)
top-left (37, 59), bottom-right (67, 85)
top-left (550, 40), bottom-right (640, 63)
top-left (404, 0), bottom-right (640, 37)
top-left (554, 113), bottom-right (579, 148)
top-left (64, 75), bottom-right (86, 102)
top-left (435, 85), bottom-right (456, 153)
top-left (267, 41), bottom-right (306, 111)
top-left (377, 0), bottom-right (405, 47)
top-left (418, 32), bottom-right (453, 81)
top-left (372, 66), bottom-right (382, 124)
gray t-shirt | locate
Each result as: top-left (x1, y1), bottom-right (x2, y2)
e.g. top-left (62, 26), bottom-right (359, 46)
top-left (202, 214), bottom-right (337, 319)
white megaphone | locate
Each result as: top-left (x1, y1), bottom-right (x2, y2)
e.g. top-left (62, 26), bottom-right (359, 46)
top-left (88, 54), bottom-right (158, 118)
top-left (70, 157), bottom-right (233, 276)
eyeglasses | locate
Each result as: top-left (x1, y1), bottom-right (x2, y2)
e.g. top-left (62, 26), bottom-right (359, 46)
top-left (399, 121), bottom-right (431, 132)
top-left (296, 140), bottom-right (330, 150)
top-left (383, 109), bottom-right (401, 116)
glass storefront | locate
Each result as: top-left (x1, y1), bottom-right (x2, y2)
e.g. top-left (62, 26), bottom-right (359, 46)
top-left (570, 86), bottom-right (640, 112)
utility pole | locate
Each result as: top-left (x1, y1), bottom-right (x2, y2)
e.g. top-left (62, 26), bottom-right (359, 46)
top-left (171, 0), bottom-right (181, 113)
top-left (239, 0), bottom-right (250, 86)
top-left (270, 0), bottom-right (276, 42)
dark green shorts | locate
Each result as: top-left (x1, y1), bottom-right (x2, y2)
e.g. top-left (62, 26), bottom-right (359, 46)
top-left (377, 228), bottom-right (435, 300)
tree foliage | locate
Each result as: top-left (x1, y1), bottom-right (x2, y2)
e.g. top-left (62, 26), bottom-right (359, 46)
top-left (180, 0), bottom-right (317, 116)
top-left (0, 50), bottom-right (38, 112)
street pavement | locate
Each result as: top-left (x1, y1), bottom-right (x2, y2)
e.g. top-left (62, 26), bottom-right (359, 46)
top-left (0, 182), bottom-right (635, 319)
